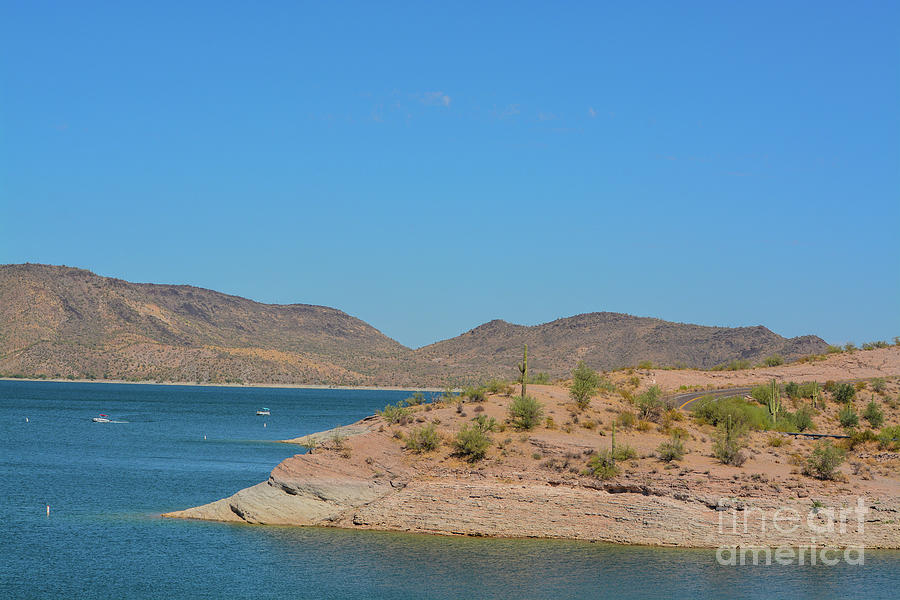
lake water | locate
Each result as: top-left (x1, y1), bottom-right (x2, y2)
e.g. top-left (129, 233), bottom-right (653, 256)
top-left (2, 380), bottom-right (898, 599)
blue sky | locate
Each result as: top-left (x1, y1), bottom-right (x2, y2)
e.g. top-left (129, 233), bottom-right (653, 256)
top-left (1, 1), bottom-right (898, 348)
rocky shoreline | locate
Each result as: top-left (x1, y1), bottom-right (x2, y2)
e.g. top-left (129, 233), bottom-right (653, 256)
top-left (163, 366), bottom-right (900, 548)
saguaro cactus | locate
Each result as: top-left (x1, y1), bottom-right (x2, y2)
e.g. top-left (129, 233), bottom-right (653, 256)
top-left (810, 382), bottom-right (821, 409)
top-left (767, 379), bottom-right (781, 425)
top-left (518, 344), bottom-right (528, 397)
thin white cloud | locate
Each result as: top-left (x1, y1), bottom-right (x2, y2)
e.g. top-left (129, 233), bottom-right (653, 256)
top-left (421, 91), bottom-right (451, 107)
top-left (588, 107), bottom-right (597, 118)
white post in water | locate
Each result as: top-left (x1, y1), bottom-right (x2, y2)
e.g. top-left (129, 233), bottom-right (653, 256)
top-left (264, 423), bottom-right (267, 428)
top-left (46, 504), bottom-right (50, 516)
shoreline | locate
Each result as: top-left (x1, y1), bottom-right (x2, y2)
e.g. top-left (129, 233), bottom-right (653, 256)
top-left (0, 376), bottom-right (446, 392)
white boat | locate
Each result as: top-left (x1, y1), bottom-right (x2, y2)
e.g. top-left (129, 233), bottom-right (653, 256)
top-left (92, 414), bottom-right (111, 423)
top-left (256, 408), bottom-right (270, 416)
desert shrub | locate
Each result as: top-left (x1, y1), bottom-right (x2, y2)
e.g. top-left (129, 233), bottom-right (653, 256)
top-left (844, 428), bottom-right (879, 450)
top-left (784, 381), bottom-right (800, 399)
top-left (694, 396), bottom-right (770, 431)
top-left (529, 372), bottom-right (551, 385)
top-left (764, 354), bottom-right (784, 367)
top-left (713, 417), bottom-right (747, 466)
top-left (636, 385), bottom-right (664, 422)
top-left (404, 424), bottom-right (440, 453)
top-left (862, 401), bottom-right (884, 429)
top-left (635, 420), bottom-right (652, 432)
top-left (803, 441), bottom-right (845, 480)
top-left (586, 450), bottom-right (620, 479)
top-left (838, 405), bottom-right (859, 428)
top-left (657, 433), bottom-right (685, 462)
top-left (378, 402), bottom-right (411, 424)
top-left (877, 425), bottom-right (900, 450)
top-left (751, 384), bottom-right (776, 405)
top-left (794, 406), bottom-right (814, 432)
top-left (844, 343), bottom-right (857, 352)
top-left (612, 444), bottom-right (636, 461)
top-left (637, 360), bottom-right (653, 370)
top-left (454, 424), bottom-right (491, 461)
top-left (569, 361), bottom-right (601, 410)
top-left (471, 414), bottom-right (499, 432)
top-left (508, 395), bottom-right (544, 430)
top-left (824, 380), bottom-right (837, 392)
top-left (712, 359), bottom-right (752, 371)
top-left (767, 435), bottom-right (786, 447)
top-left (798, 382), bottom-right (821, 400)
top-left (616, 411), bottom-right (636, 429)
top-left (581, 419), bottom-right (597, 430)
top-left (462, 386), bottom-right (486, 403)
top-left (482, 379), bottom-right (512, 396)
top-left (405, 391), bottom-right (426, 406)
top-left (544, 416), bottom-right (556, 429)
top-left (871, 378), bottom-right (887, 394)
top-left (826, 345), bottom-right (843, 354)
top-left (833, 383), bottom-right (856, 404)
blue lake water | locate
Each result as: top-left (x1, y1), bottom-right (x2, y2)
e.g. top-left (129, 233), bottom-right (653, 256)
top-left (1, 380), bottom-right (898, 599)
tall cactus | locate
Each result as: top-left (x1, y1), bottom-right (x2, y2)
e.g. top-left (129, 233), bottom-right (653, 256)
top-left (611, 421), bottom-right (617, 460)
top-left (517, 344), bottom-right (528, 398)
top-left (767, 379), bottom-right (781, 425)
top-left (810, 381), bottom-right (820, 409)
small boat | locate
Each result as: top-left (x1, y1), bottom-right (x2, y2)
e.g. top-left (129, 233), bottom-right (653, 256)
top-left (92, 414), bottom-right (111, 423)
top-left (256, 408), bottom-right (271, 416)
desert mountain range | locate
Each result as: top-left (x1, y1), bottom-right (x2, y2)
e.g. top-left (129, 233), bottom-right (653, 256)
top-left (0, 264), bottom-right (828, 386)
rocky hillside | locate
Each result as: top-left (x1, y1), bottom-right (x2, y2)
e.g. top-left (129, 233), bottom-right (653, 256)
top-left (0, 264), bottom-right (829, 385)
top-left (417, 313), bottom-right (828, 378)
top-left (0, 264), bottom-right (431, 385)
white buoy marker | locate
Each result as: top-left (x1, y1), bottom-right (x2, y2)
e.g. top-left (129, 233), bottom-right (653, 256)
top-left (46, 504), bottom-right (50, 516)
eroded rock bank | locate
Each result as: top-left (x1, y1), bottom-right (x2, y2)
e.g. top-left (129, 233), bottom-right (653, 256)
top-left (164, 365), bottom-right (900, 548)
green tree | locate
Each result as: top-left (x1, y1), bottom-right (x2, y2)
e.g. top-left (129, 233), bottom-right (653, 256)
top-left (862, 401), bottom-right (884, 429)
top-left (454, 424), bottom-right (491, 461)
top-left (833, 383), bottom-right (856, 403)
top-left (803, 441), bottom-right (845, 480)
top-left (569, 361), bottom-right (601, 411)
top-left (838, 404), bottom-right (858, 428)
top-left (508, 395), bottom-right (544, 430)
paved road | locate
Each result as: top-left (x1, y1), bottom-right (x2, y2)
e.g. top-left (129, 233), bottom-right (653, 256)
top-left (666, 386), bottom-right (755, 411)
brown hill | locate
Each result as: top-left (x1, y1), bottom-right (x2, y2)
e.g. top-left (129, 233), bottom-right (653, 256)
top-left (0, 264), bottom-right (829, 385)
top-left (416, 313), bottom-right (828, 378)
top-left (0, 263), bottom-right (432, 385)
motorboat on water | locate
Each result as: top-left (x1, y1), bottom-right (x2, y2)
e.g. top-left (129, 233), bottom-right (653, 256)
top-left (92, 414), bottom-right (111, 423)
top-left (256, 408), bottom-right (271, 416)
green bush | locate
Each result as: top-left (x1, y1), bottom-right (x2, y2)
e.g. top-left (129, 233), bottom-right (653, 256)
top-left (764, 354), bottom-right (784, 367)
top-left (784, 381), bottom-right (800, 399)
top-left (862, 401), bottom-right (884, 429)
top-left (586, 450), bottom-right (620, 479)
top-left (508, 395), bottom-right (544, 430)
top-left (454, 424), bottom-right (491, 461)
top-left (462, 386), bottom-right (486, 403)
top-left (803, 441), bottom-right (845, 480)
top-left (794, 406), bottom-right (814, 432)
top-left (569, 361), bottom-right (601, 410)
top-left (611, 444), bottom-right (636, 461)
top-left (405, 391), bottom-right (426, 406)
top-left (871, 378), bottom-right (887, 394)
top-left (713, 417), bottom-right (747, 466)
top-left (636, 385), bottom-right (664, 422)
top-left (637, 360), bottom-right (654, 370)
top-left (482, 379), bottom-right (512, 395)
top-left (471, 414), bottom-right (499, 432)
top-left (877, 426), bottom-right (900, 450)
top-left (656, 433), bottom-right (685, 462)
top-left (404, 424), bottom-right (440, 453)
top-left (616, 411), bottom-right (636, 429)
top-left (838, 405), bottom-right (858, 428)
top-left (826, 345), bottom-right (843, 354)
top-left (528, 372), bottom-right (551, 385)
top-left (798, 381), bottom-right (822, 400)
top-left (711, 359), bottom-right (752, 371)
top-left (833, 383), bottom-right (856, 403)
top-left (378, 402), bottom-right (411, 424)
top-left (694, 396), bottom-right (770, 431)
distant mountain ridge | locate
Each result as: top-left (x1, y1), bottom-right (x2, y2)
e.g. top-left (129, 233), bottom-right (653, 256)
top-left (0, 264), bottom-right (829, 385)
